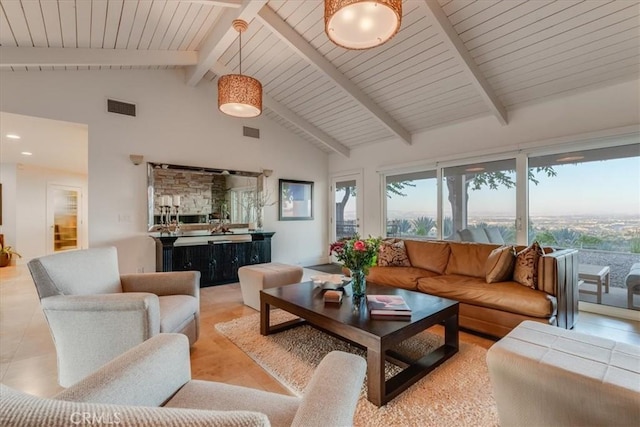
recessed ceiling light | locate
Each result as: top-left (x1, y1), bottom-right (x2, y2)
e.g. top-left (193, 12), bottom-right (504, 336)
top-left (6, 134), bottom-right (21, 140)
top-left (556, 155), bottom-right (584, 162)
top-left (20, 151), bottom-right (33, 156)
top-left (465, 167), bottom-right (485, 172)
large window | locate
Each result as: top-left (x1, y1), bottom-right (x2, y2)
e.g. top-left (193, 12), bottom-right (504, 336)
top-left (385, 171), bottom-right (437, 239)
top-left (380, 139), bottom-right (639, 312)
top-left (443, 159), bottom-right (517, 244)
top-left (529, 144), bottom-right (640, 309)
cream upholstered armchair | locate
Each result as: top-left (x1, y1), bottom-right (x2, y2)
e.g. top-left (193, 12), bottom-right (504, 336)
top-left (0, 334), bottom-right (366, 427)
top-left (27, 247), bottom-right (200, 387)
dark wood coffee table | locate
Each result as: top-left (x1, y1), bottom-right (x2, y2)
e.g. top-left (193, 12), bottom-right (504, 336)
top-left (260, 282), bottom-right (459, 406)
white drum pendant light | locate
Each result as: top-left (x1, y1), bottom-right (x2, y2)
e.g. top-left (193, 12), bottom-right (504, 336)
top-left (218, 20), bottom-right (262, 118)
top-left (325, 0), bottom-right (402, 50)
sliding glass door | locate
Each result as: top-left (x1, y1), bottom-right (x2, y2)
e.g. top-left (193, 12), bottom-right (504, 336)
top-left (529, 144), bottom-right (640, 310)
top-left (331, 172), bottom-right (363, 242)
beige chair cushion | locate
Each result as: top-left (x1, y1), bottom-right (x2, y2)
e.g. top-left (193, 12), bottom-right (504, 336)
top-left (158, 295), bottom-right (198, 334)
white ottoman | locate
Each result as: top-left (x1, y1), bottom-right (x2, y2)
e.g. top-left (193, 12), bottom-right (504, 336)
top-left (487, 320), bottom-right (640, 427)
top-left (238, 263), bottom-right (303, 310)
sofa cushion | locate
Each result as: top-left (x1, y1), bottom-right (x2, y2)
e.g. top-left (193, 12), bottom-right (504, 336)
top-left (513, 242), bottom-right (544, 289)
top-left (366, 266), bottom-right (438, 290)
top-left (485, 246), bottom-right (516, 284)
top-left (377, 240), bottom-right (411, 267)
top-left (417, 275), bottom-right (554, 318)
top-left (403, 240), bottom-right (451, 274)
top-left (446, 242), bottom-right (501, 278)
top-left (159, 295), bottom-right (198, 333)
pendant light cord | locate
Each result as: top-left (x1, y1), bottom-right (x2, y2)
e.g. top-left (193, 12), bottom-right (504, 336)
top-left (239, 30), bottom-right (242, 76)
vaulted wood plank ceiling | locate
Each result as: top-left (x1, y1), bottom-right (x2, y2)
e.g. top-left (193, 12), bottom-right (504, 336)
top-left (1, 0), bottom-right (638, 157)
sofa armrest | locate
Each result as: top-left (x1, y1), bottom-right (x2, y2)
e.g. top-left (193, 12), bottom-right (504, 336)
top-left (538, 249), bottom-right (579, 329)
top-left (56, 334), bottom-right (191, 407)
top-left (292, 351), bottom-right (366, 427)
top-left (2, 385), bottom-right (270, 427)
top-left (41, 293), bottom-right (161, 387)
top-left (121, 271), bottom-right (200, 298)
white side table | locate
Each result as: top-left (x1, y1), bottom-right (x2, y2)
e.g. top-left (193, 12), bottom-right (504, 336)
top-left (578, 264), bottom-right (610, 304)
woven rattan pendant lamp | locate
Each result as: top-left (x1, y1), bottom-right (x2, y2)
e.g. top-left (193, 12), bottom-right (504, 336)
top-left (325, 0), bottom-right (402, 50)
top-left (218, 20), bottom-right (262, 118)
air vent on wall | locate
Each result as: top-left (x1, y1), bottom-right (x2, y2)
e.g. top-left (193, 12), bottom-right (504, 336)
top-left (243, 126), bottom-right (260, 139)
top-left (107, 99), bottom-right (136, 117)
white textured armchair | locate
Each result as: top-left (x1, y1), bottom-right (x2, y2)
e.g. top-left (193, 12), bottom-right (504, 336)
top-left (0, 334), bottom-right (367, 427)
top-left (27, 247), bottom-right (200, 387)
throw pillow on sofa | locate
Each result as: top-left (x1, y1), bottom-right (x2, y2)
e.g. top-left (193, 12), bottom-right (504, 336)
top-left (378, 240), bottom-right (411, 267)
top-left (513, 242), bottom-right (544, 289)
top-left (485, 246), bottom-right (516, 283)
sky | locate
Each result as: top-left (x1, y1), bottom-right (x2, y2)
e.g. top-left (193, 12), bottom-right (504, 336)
top-left (355, 156), bottom-right (640, 219)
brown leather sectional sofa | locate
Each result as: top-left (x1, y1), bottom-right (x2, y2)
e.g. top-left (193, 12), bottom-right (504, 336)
top-left (367, 240), bottom-right (579, 338)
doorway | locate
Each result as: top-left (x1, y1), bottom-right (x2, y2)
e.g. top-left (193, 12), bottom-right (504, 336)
top-left (47, 184), bottom-right (82, 253)
top-left (330, 171), bottom-right (364, 246)
top-left (0, 112), bottom-right (88, 261)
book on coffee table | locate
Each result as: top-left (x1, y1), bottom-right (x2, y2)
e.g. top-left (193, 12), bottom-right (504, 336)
top-left (366, 295), bottom-right (411, 317)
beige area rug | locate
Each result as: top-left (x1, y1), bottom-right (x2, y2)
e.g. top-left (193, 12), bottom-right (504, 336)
top-left (215, 310), bottom-right (498, 427)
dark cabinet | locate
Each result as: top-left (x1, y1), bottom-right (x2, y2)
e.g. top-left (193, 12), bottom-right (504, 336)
top-left (246, 240), bottom-right (269, 265)
top-left (152, 232), bottom-right (274, 287)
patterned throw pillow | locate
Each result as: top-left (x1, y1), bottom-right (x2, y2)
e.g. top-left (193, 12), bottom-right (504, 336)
top-left (513, 242), bottom-right (544, 289)
top-left (378, 240), bottom-right (411, 267)
top-left (485, 246), bottom-right (516, 283)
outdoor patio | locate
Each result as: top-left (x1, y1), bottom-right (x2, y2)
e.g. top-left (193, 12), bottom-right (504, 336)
top-left (579, 249), bottom-right (640, 311)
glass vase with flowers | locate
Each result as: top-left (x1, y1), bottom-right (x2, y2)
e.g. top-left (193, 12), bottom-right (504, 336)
top-left (329, 234), bottom-right (381, 305)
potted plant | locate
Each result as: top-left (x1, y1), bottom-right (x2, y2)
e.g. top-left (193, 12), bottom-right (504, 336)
top-left (0, 243), bottom-right (22, 267)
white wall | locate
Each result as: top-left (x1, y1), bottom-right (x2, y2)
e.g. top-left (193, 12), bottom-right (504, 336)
top-left (329, 79), bottom-right (640, 238)
top-left (15, 165), bottom-right (89, 260)
top-left (0, 163), bottom-right (17, 250)
top-left (0, 69), bottom-right (329, 272)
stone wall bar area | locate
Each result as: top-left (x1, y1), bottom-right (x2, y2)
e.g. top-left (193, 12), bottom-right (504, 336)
top-left (151, 232), bottom-right (275, 287)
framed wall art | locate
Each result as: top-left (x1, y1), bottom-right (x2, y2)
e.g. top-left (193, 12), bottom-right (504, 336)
top-left (279, 179), bottom-right (313, 221)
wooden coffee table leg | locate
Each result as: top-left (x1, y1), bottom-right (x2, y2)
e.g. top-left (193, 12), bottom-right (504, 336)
top-left (366, 347), bottom-right (384, 407)
top-left (260, 294), bottom-right (270, 336)
top-left (444, 311), bottom-right (459, 350)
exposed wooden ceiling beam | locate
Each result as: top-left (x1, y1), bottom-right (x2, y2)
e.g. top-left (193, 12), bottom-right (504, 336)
top-left (212, 62), bottom-right (350, 158)
top-left (0, 47), bottom-right (197, 68)
top-left (421, 0), bottom-right (508, 125)
top-left (185, 0), bottom-right (267, 87)
top-left (257, 6), bottom-right (412, 146)
top-left (265, 93), bottom-right (351, 158)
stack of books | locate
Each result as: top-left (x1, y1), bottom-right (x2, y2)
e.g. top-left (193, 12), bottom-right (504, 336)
top-left (366, 295), bottom-right (412, 319)
top-left (323, 290), bottom-right (343, 304)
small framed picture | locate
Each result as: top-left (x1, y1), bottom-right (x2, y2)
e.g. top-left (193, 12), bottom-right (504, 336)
top-left (279, 179), bottom-right (313, 221)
